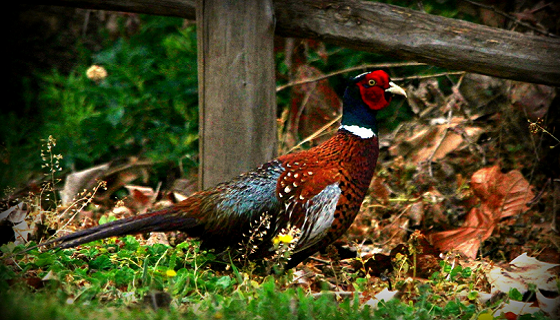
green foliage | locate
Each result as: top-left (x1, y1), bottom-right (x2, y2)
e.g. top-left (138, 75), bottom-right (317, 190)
top-left (509, 287), bottom-right (524, 301)
top-left (1, 2), bottom-right (470, 193)
top-left (43, 18), bottom-right (198, 169)
top-left (2, 15), bottom-right (199, 192)
top-left (2, 237), bottom-right (556, 320)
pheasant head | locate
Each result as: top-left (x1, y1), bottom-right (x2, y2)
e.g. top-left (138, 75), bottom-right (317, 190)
top-left (341, 70), bottom-right (407, 138)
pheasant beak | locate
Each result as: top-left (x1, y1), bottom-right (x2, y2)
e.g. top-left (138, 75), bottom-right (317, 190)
top-left (385, 81), bottom-right (407, 98)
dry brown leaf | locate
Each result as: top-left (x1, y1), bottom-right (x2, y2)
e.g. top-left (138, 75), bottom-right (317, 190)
top-left (470, 165), bottom-right (535, 219)
top-left (460, 73), bottom-right (506, 109)
top-left (283, 64), bottom-right (341, 150)
top-left (145, 232), bottom-right (169, 246)
top-left (429, 207), bottom-right (495, 259)
top-left (430, 166), bottom-right (535, 258)
top-left (368, 175), bottom-right (390, 205)
top-left (60, 163), bottom-right (111, 205)
top-left (389, 117), bottom-right (484, 164)
top-left (60, 158), bottom-right (152, 206)
top-left (407, 201), bottom-right (424, 228)
top-left (510, 81), bottom-right (555, 120)
top-left (405, 78), bottom-right (442, 114)
top-left (124, 185), bottom-right (156, 214)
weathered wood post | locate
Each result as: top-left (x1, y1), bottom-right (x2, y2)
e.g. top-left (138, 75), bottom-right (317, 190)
top-left (196, 0), bottom-right (277, 189)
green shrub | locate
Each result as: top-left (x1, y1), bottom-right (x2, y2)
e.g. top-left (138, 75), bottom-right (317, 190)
top-left (2, 15), bottom-right (199, 193)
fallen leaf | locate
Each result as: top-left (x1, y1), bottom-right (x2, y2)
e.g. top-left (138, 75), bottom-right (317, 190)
top-left (510, 81), bottom-right (555, 120)
top-left (42, 270), bottom-right (57, 281)
top-left (493, 300), bottom-right (541, 318)
top-left (0, 202), bottom-right (27, 224)
top-left (429, 166), bottom-right (535, 258)
top-left (507, 253), bottom-right (559, 293)
top-left (389, 117), bottom-right (484, 164)
top-left (460, 73), bottom-right (506, 110)
top-left (470, 166), bottom-right (535, 219)
top-left (60, 158), bottom-right (152, 206)
top-left (405, 78), bottom-right (442, 115)
top-left (429, 206), bottom-right (495, 259)
top-left (125, 185), bottom-right (157, 213)
top-left (12, 220), bottom-right (31, 245)
top-left (484, 253), bottom-right (559, 318)
top-left (407, 201), bottom-right (424, 228)
top-left (60, 163), bottom-right (111, 205)
top-left (0, 202), bottom-right (31, 245)
top-left (363, 288), bottom-right (399, 309)
top-left (145, 232), bottom-right (169, 246)
top-left (536, 290), bottom-right (560, 319)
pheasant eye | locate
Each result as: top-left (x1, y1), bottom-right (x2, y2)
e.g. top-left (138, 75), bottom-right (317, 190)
top-left (367, 79), bottom-right (376, 86)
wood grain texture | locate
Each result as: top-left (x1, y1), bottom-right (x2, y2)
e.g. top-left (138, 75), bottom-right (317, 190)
top-left (273, 0), bottom-right (560, 86)
top-left (196, 0), bottom-right (277, 189)
top-left (42, 0), bottom-right (560, 85)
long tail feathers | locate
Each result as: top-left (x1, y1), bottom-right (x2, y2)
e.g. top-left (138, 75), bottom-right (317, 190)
top-left (18, 207), bottom-right (199, 254)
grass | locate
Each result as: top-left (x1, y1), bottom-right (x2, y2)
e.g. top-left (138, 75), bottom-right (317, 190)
top-left (3, 11), bottom-right (558, 319)
top-left (1, 238), bottom-right (362, 319)
top-left (1, 232), bottom-right (553, 320)
top-left (1, 128), bottom-right (555, 320)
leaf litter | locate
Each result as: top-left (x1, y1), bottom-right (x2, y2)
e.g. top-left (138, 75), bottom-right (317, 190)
top-left (1, 70), bottom-right (559, 319)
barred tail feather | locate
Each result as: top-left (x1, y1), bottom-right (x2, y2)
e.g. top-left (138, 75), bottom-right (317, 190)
top-left (44, 207), bottom-right (199, 250)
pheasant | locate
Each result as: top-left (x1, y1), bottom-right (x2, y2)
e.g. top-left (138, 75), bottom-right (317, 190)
top-left (28, 70), bottom-right (406, 269)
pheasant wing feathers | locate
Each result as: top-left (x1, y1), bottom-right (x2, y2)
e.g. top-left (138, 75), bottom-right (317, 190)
top-left (293, 183), bottom-right (341, 252)
top-left (276, 158), bottom-right (343, 252)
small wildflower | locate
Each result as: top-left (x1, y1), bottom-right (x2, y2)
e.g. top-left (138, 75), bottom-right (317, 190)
top-left (238, 212), bottom-right (272, 263)
top-left (273, 233), bottom-right (294, 245)
top-left (86, 65), bottom-right (108, 81)
top-left (528, 118), bottom-right (560, 148)
top-left (528, 118), bottom-right (545, 134)
top-left (165, 269), bottom-right (177, 277)
top-left (478, 312), bottom-right (493, 320)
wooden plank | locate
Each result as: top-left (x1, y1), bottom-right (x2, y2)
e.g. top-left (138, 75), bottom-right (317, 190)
top-left (44, 0), bottom-right (560, 86)
top-left (196, 0), bottom-right (277, 189)
top-left (273, 0), bottom-right (560, 87)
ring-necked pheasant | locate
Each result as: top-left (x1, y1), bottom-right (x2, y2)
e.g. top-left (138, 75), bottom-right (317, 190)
top-left (28, 70), bottom-right (406, 269)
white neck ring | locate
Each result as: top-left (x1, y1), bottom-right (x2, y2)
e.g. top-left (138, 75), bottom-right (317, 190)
top-left (340, 125), bottom-right (375, 139)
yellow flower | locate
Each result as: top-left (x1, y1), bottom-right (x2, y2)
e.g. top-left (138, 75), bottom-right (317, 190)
top-left (165, 269), bottom-right (177, 277)
top-left (273, 234), bottom-right (294, 245)
top-left (478, 312), bottom-right (493, 320)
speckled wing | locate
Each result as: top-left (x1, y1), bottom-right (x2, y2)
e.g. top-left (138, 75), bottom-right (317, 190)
top-left (293, 183), bottom-right (341, 252)
top-left (276, 157), bottom-right (341, 203)
top-left (275, 157), bottom-right (343, 252)
top-left (186, 160), bottom-right (286, 250)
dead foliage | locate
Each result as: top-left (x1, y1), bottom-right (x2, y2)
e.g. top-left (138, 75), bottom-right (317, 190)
top-left (2, 70), bottom-right (559, 318)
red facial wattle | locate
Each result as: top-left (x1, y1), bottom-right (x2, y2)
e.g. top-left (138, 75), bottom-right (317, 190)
top-left (358, 80), bottom-right (390, 110)
top-left (357, 70), bottom-right (406, 110)
top-left (359, 84), bottom-right (390, 110)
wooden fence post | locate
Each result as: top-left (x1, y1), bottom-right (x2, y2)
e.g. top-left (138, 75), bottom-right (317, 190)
top-left (196, 0), bottom-right (277, 189)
